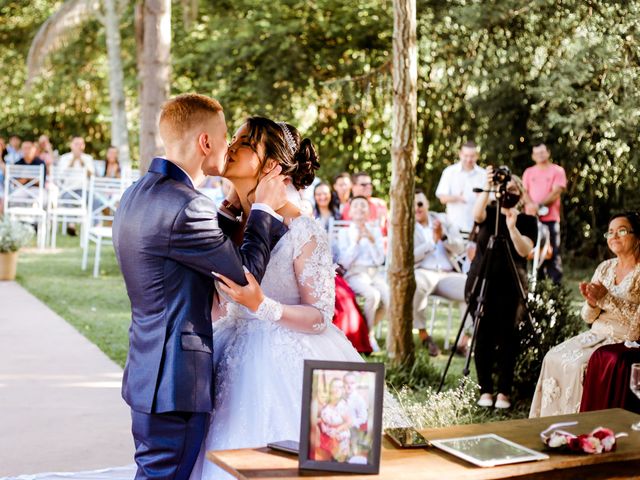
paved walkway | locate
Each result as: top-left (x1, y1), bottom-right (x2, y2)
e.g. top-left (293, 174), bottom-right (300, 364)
top-left (0, 282), bottom-right (133, 477)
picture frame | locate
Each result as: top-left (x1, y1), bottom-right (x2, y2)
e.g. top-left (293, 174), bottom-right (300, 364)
top-left (298, 360), bottom-right (384, 474)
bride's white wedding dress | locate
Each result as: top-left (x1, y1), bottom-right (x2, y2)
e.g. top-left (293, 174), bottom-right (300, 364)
top-left (189, 216), bottom-right (406, 480)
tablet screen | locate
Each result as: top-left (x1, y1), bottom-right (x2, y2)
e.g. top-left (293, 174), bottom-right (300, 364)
top-left (432, 434), bottom-right (549, 467)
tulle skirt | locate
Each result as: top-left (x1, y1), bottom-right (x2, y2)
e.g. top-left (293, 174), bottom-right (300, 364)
top-left (189, 318), bottom-right (365, 480)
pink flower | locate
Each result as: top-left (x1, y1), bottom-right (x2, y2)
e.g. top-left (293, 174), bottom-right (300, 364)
top-left (567, 435), bottom-right (582, 451)
top-left (578, 435), bottom-right (603, 454)
top-left (591, 427), bottom-right (616, 452)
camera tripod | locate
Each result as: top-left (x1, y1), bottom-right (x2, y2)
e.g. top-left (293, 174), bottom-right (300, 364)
top-left (437, 191), bottom-right (537, 393)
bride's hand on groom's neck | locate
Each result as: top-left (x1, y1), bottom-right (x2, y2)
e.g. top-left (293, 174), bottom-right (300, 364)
top-left (254, 165), bottom-right (287, 211)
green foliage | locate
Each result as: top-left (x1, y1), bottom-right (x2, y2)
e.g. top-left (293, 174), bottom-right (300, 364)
top-left (512, 279), bottom-right (586, 403)
top-left (1, 0), bottom-right (639, 253)
top-left (383, 348), bottom-right (443, 391)
top-left (0, 218), bottom-right (35, 252)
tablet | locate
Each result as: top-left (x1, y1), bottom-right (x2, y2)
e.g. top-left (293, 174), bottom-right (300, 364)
top-left (431, 433), bottom-right (549, 468)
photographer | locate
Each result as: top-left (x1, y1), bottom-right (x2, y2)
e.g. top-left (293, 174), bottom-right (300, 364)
top-left (466, 166), bottom-right (537, 409)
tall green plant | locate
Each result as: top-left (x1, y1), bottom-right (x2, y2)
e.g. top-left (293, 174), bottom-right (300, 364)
top-left (512, 279), bottom-right (585, 403)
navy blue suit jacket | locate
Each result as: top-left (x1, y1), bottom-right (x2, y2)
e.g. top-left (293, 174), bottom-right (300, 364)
top-left (113, 158), bottom-right (285, 414)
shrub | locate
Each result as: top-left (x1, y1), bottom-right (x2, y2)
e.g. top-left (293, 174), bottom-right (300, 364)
top-left (0, 218), bottom-right (35, 253)
top-left (512, 279), bottom-right (586, 403)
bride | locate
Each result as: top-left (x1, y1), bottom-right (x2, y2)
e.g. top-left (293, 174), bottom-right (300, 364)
top-left (189, 117), bottom-right (405, 479)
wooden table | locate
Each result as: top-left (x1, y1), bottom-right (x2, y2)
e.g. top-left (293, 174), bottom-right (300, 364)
top-left (207, 409), bottom-right (640, 479)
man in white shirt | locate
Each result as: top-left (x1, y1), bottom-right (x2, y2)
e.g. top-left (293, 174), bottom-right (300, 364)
top-left (58, 136), bottom-right (95, 176)
top-left (413, 190), bottom-right (467, 356)
top-left (435, 141), bottom-right (486, 233)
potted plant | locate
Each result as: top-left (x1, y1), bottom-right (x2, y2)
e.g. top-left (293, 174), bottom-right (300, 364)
top-left (0, 217), bottom-right (35, 280)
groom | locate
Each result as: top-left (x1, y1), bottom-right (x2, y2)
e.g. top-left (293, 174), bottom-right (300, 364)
top-left (113, 93), bottom-right (288, 480)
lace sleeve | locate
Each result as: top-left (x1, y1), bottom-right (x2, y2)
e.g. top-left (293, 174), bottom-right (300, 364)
top-left (595, 264), bottom-right (640, 336)
top-left (292, 218), bottom-right (336, 331)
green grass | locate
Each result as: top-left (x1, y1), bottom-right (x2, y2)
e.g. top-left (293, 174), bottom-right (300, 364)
top-left (15, 237), bottom-right (598, 423)
top-left (16, 234), bottom-right (131, 367)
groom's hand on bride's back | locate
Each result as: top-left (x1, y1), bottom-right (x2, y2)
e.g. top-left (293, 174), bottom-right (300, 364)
top-left (255, 164), bottom-right (288, 212)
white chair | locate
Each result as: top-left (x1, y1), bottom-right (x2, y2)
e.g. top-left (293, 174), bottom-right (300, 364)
top-left (81, 177), bottom-right (124, 277)
top-left (93, 160), bottom-right (106, 177)
top-left (121, 167), bottom-right (140, 186)
top-left (3, 164), bottom-right (47, 249)
top-left (328, 219), bottom-right (351, 263)
top-left (47, 166), bottom-right (88, 248)
top-left (428, 296), bottom-right (464, 350)
top-left (529, 221), bottom-right (552, 291)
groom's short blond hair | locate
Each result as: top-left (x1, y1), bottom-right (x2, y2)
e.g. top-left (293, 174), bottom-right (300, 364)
top-left (159, 93), bottom-right (223, 144)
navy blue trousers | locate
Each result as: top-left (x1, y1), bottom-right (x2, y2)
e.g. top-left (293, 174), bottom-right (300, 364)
top-left (539, 220), bottom-right (563, 284)
top-left (131, 409), bottom-right (208, 480)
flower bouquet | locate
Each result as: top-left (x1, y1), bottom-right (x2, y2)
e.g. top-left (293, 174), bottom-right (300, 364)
top-left (540, 421), bottom-right (628, 454)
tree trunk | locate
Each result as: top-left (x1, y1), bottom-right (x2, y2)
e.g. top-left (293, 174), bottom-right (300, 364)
top-left (103, 0), bottom-right (131, 168)
top-left (136, 0), bottom-right (171, 173)
top-left (387, 0), bottom-right (417, 365)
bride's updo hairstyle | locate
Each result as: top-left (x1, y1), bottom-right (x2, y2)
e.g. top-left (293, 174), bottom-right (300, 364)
top-left (244, 116), bottom-right (320, 190)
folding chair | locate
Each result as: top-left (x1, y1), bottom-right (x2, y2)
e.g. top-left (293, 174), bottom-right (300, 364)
top-left (93, 160), bottom-right (106, 177)
top-left (3, 164), bottom-right (47, 249)
top-left (328, 218), bottom-right (351, 263)
top-left (428, 296), bottom-right (465, 350)
top-left (121, 167), bottom-right (140, 187)
top-left (81, 177), bottom-right (124, 277)
top-left (529, 221), bottom-right (552, 291)
top-left (48, 166), bottom-right (88, 248)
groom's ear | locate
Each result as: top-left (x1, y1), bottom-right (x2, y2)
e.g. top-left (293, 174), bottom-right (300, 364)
top-left (197, 132), bottom-right (211, 155)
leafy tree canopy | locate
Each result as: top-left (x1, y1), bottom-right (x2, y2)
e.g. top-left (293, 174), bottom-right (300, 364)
top-left (1, 0), bottom-right (638, 254)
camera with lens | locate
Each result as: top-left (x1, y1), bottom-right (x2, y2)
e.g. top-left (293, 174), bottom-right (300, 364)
top-left (492, 165), bottom-right (512, 187)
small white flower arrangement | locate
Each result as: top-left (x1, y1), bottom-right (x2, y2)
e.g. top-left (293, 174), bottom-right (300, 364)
top-left (0, 218), bottom-right (35, 253)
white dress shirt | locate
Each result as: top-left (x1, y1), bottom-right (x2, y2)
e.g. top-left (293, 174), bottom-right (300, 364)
top-left (337, 223), bottom-right (385, 270)
top-left (435, 162), bottom-right (486, 232)
top-left (414, 212), bottom-right (464, 272)
top-left (58, 152), bottom-right (95, 176)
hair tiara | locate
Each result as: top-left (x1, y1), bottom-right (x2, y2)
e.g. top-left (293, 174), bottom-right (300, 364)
top-left (277, 122), bottom-right (297, 155)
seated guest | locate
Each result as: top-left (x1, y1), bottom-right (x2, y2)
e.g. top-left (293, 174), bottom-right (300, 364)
top-left (103, 146), bottom-right (121, 178)
top-left (338, 196), bottom-right (388, 350)
top-left (37, 135), bottom-right (56, 175)
top-left (314, 182), bottom-right (341, 231)
top-left (530, 211), bottom-right (640, 418)
top-left (58, 136), bottom-right (95, 175)
top-left (413, 189), bottom-right (466, 356)
top-left (4, 135), bottom-right (22, 164)
top-left (16, 141), bottom-right (47, 183)
top-left (332, 172), bottom-right (352, 214)
top-left (342, 172), bottom-right (388, 234)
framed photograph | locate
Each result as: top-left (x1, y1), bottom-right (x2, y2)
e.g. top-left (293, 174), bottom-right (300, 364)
top-left (298, 360), bottom-right (384, 474)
